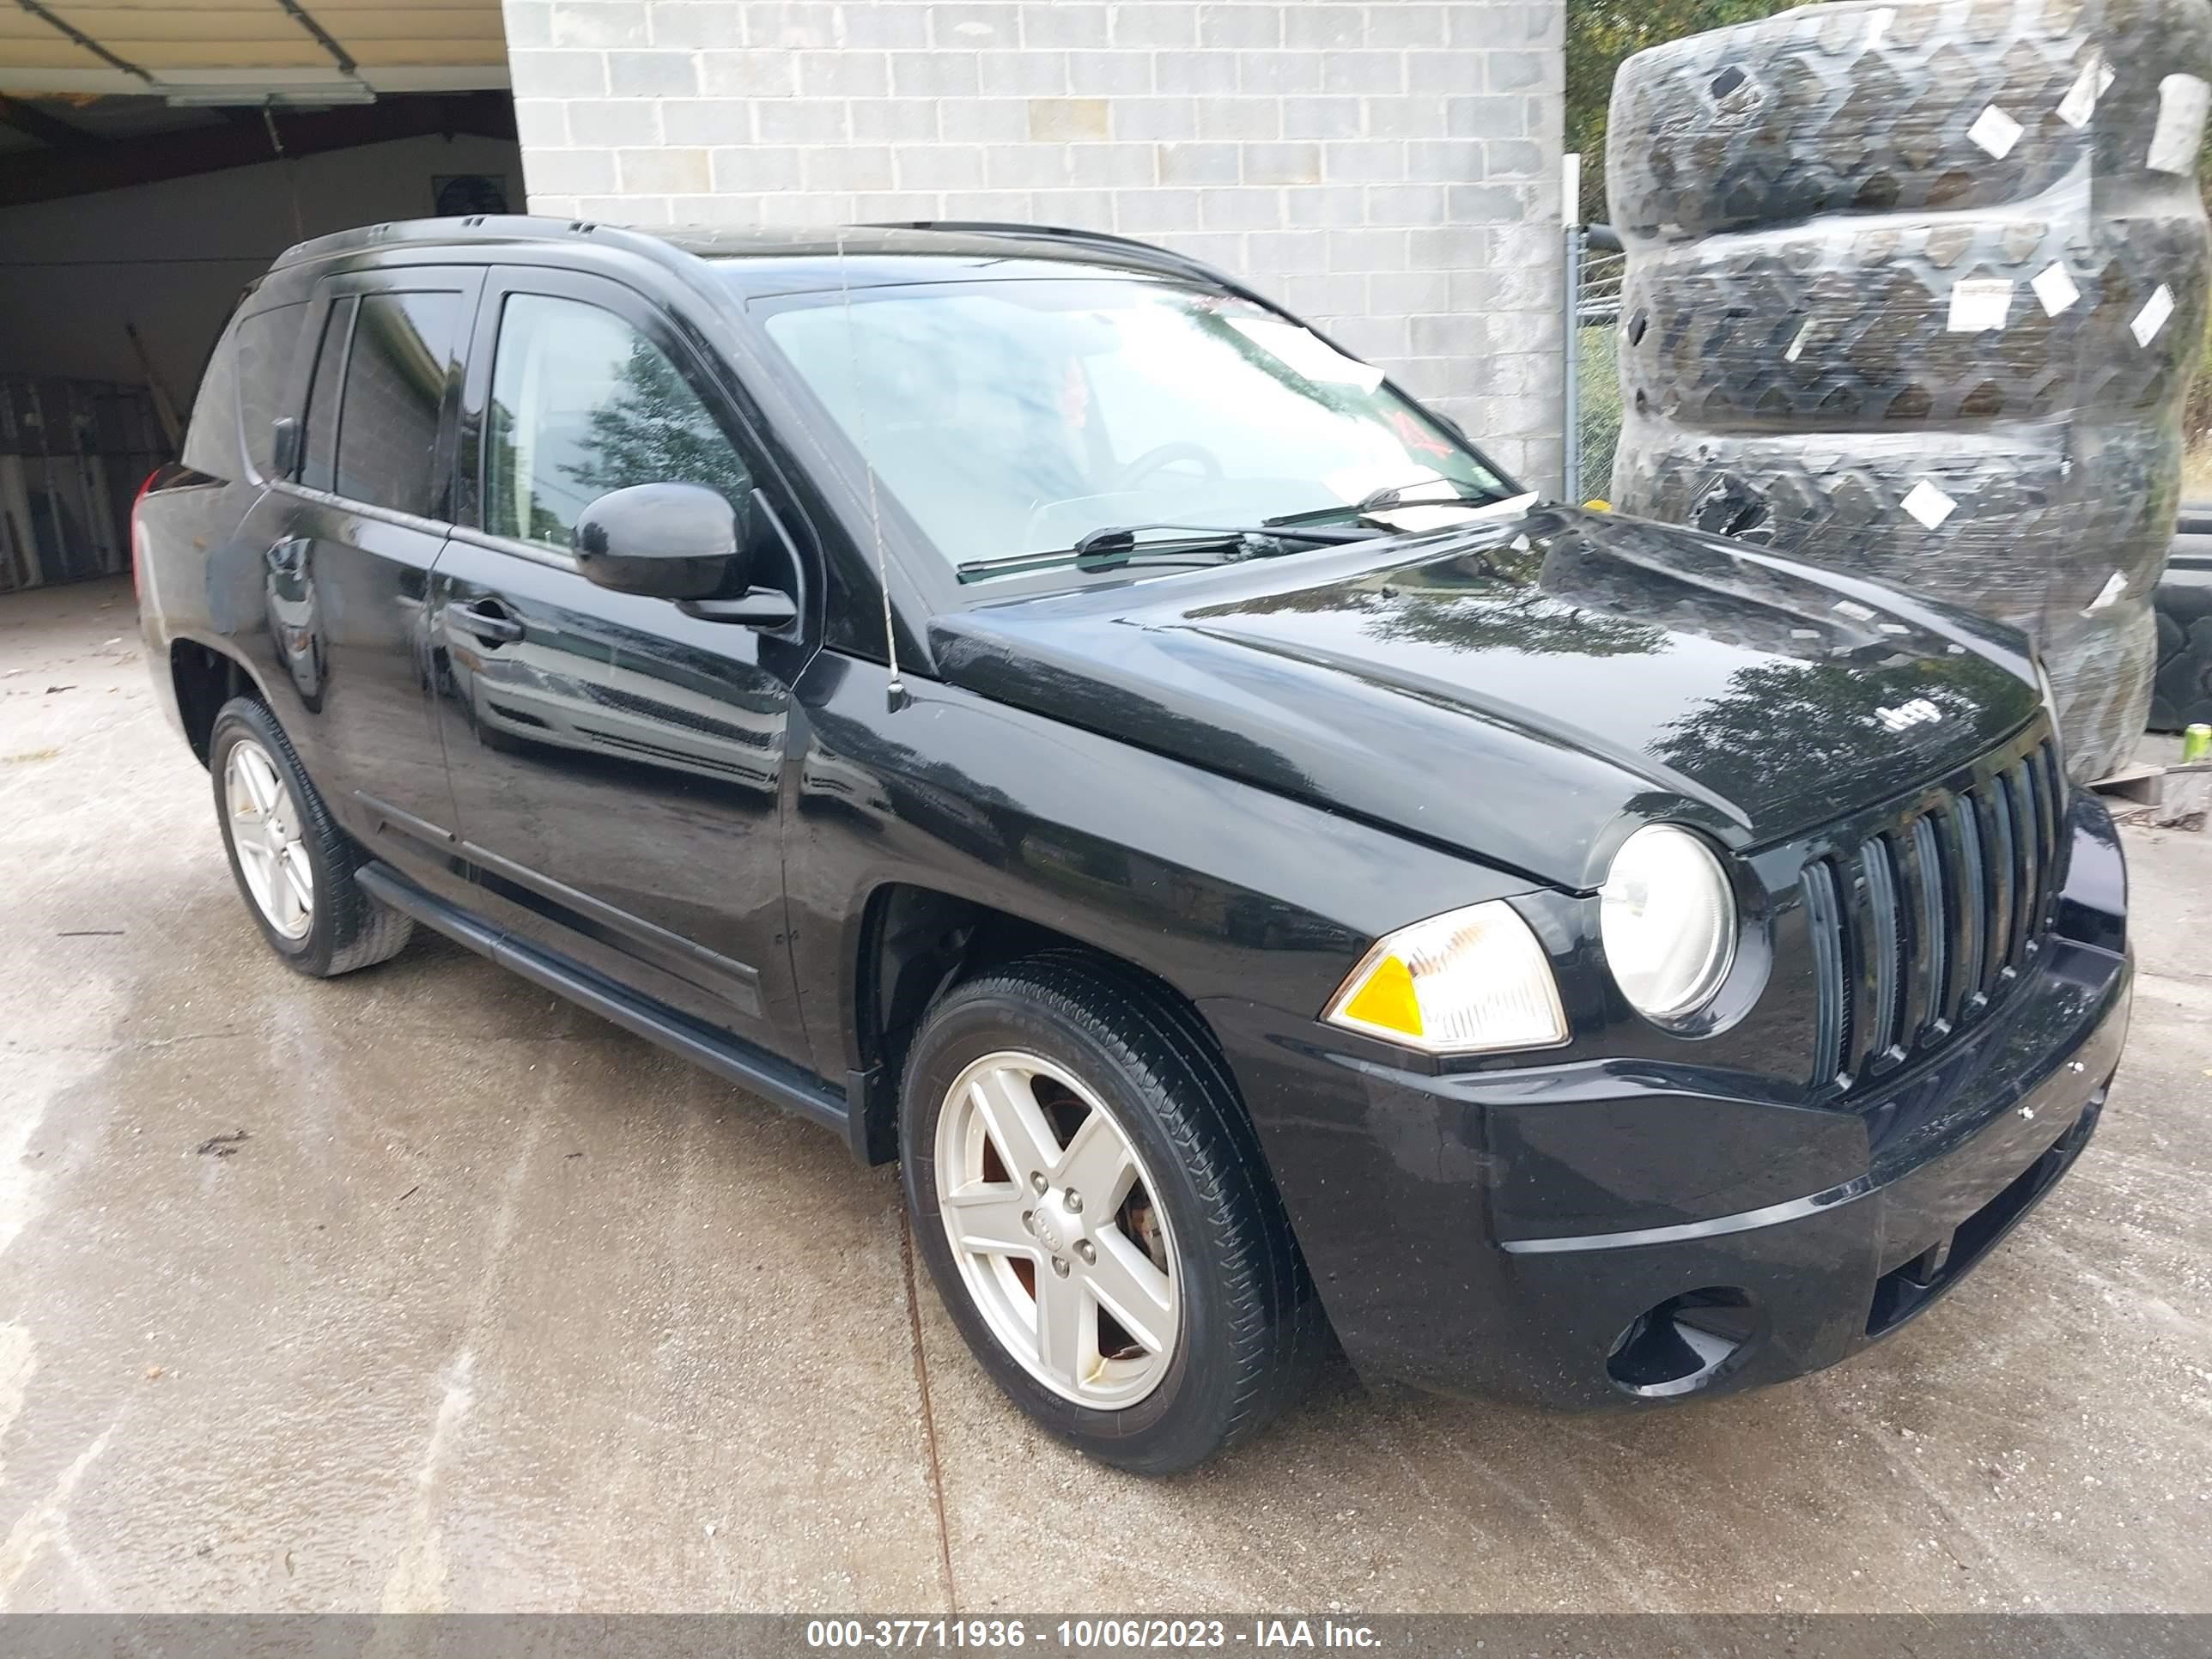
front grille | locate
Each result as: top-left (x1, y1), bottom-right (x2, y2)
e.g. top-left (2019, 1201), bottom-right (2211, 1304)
top-left (1800, 738), bottom-right (2065, 1093)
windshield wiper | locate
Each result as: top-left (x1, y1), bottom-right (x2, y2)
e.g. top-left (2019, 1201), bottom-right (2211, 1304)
top-left (1265, 478), bottom-right (1508, 528)
top-left (955, 521), bottom-right (1382, 585)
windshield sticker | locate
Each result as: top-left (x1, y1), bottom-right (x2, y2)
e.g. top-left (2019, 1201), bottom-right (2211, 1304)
top-left (1389, 409), bottom-right (1454, 458)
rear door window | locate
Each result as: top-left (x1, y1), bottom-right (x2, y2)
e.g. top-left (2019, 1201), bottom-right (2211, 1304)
top-left (299, 297), bottom-right (356, 494)
top-left (332, 290), bottom-right (463, 519)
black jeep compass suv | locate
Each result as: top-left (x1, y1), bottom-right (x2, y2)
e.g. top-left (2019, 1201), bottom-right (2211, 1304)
top-left (135, 217), bottom-right (2130, 1474)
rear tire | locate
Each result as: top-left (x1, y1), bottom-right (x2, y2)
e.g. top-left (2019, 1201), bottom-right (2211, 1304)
top-left (209, 696), bottom-right (413, 977)
top-left (901, 951), bottom-right (1325, 1474)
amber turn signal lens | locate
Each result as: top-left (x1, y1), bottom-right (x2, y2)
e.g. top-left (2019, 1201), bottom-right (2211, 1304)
top-left (1322, 901), bottom-right (1569, 1055)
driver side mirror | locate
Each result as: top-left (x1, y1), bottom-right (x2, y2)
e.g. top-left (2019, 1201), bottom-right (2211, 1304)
top-left (573, 483), bottom-right (798, 628)
top-left (574, 481), bottom-right (747, 599)
top-left (270, 416), bottom-right (301, 479)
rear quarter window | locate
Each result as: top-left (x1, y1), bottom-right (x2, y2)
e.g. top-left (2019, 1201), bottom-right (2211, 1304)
top-left (179, 301), bottom-right (310, 481)
top-left (179, 313), bottom-right (244, 478)
top-left (235, 302), bottom-right (309, 479)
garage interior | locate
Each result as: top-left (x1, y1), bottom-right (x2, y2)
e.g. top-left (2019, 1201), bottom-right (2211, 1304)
top-left (0, 1), bottom-right (518, 590)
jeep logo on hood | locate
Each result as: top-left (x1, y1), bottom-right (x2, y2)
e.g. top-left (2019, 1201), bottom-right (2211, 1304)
top-left (1876, 698), bottom-right (1944, 733)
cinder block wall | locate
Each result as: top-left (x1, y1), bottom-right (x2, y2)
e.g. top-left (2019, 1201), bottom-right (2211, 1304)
top-left (502, 1), bottom-right (1565, 479)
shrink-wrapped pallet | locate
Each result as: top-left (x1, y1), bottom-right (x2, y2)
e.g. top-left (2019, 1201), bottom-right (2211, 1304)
top-left (1608, 0), bottom-right (2212, 779)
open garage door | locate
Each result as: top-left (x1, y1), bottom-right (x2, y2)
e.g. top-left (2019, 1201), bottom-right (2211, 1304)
top-left (0, 2), bottom-right (516, 590)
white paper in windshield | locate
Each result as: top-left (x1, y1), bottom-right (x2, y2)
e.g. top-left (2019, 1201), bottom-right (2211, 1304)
top-left (1227, 317), bottom-right (1388, 392)
top-left (1366, 505), bottom-right (1484, 534)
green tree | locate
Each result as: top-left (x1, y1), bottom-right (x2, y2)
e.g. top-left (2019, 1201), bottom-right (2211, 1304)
top-left (564, 340), bottom-right (753, 507)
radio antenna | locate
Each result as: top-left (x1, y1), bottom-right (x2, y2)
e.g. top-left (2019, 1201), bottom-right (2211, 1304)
top-left (836, 231), bottom-right (906, 709)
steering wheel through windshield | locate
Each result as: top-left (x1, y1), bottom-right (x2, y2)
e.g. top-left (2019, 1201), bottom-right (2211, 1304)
top-left (1111, 441), bottom-right (1225, 492)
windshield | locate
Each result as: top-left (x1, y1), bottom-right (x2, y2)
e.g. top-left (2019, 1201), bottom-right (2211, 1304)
top-left (750, 276), bottom-right (1516, 571)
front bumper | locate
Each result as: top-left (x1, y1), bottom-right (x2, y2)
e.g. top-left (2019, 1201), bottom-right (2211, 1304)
top-left (1204, 812), bottom-right (2130, 1410)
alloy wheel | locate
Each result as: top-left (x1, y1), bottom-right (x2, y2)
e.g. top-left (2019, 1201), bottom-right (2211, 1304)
top-left (225, 738), bottom-right (314, 939)
top-left (934, 1049), bottom-right (1182, 1409)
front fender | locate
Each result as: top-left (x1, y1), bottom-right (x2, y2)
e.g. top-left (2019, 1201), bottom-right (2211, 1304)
top-left (780, 649), bottom-right (1541, 1087)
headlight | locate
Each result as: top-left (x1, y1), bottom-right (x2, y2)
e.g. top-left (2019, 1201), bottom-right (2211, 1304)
top-left (1600, 824), bottom-right (1736, 1021)
top-left (1322, 901), bottom-right (1567, 1054)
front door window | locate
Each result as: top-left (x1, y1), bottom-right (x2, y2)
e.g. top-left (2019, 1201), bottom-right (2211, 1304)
top-left (483, 294), bottom-right (752, 550)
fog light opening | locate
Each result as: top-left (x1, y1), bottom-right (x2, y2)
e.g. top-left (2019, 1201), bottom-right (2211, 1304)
top-left (1606, 1286), bottom-right (1760, 1399)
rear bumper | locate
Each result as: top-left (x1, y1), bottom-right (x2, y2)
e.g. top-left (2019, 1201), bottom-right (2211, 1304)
top-left (1206, 822), bottom-right (2130, 1410)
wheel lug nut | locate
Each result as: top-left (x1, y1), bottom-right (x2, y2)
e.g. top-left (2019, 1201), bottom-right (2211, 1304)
top-left (1076, 1241), bottom-right (1096, 1265)
top-left (1064, 1191), bottom-right (1083, 1214)
top-left (1030, 1172), bottom-right (1048, 1194)
top-left (1021, 1210), bottom-right (1036, 1233)
top-left (1050, 1257), bottom-right (1070, 1278)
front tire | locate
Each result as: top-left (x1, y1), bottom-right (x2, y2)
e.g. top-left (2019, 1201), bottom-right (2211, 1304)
top-left (209, 696), bottom-right (413, 977)
top-left (901, 951), bottom-right (1325, 1474)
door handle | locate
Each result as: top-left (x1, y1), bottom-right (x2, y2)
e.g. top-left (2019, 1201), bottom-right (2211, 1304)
top-left (447, 599), bottom-right (524, 645)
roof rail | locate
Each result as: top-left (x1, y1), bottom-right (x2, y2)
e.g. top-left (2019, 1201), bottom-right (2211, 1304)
top-left (863, 220), bottom-right (1254, 298)
top-left (268, 214), bottom-right (680, 275)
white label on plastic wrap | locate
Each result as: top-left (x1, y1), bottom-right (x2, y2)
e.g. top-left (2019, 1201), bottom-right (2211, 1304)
top-left (1968, 105), bottom-right (2024, 159)
top-left (2031, 262), bottom-right (2081, 317)
top-left (1865, 7), bottom-right (1894, 47)
top-left (2131, 283), bottom-right (2175, 346)
top-left (2148, 74), bottom-right (2211, 173)
top-left (1901, 480), bottom-right (1959, 528)
top-left (1879, 623), bottom-right (1911, 635)
top-left (2084, 570), bottom-right (2128, 613)
top-left (1947, 279), bottom-right (2013, 331)
top-left (1784, 320), bottom-right (1814, 361)
top-left (1790, 627), bottom-right (1820, 639)
top-left (1832, 599), bottom-right (1877, 622)
top-left (2057, 54), bottom-right (2107, 129)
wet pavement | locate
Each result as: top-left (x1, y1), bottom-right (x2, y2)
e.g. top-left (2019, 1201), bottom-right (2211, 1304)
top-left (3, 576), bottom-right (2208, 1613)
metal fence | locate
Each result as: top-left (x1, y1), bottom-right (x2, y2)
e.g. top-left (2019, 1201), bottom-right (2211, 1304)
top-left (0, 377), bottom-right (170, 594)
top-left (1562, 222), bottom-right (1626, 507)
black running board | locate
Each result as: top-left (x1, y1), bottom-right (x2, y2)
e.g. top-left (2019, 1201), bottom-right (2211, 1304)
top-left (356, 860), bottom-right (854, 1143)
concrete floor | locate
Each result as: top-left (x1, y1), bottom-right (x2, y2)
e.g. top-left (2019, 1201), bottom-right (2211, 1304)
top-left (3, 575), bottom-right (2209, 1614)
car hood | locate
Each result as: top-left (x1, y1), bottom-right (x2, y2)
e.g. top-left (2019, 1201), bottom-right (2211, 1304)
top-left (927, 506), bottom-right (2039, 890)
